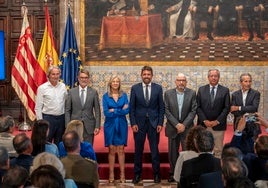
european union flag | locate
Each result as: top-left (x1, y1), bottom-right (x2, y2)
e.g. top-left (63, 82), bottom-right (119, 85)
top-left (59, 8), bottom-right (82, 89)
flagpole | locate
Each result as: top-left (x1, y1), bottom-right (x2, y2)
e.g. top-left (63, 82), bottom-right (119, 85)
top-left (19, 108), bottom-right (31, 131)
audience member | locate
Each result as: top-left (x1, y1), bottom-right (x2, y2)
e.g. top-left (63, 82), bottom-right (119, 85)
top-left (10, 133), bottom-right (33, 172)
top-left (61, 131), bottom-right (99, 188)
top-left (231, 73), bottom-right (261, 138)
top-left (227, 176), bottom-right (256, 188)
top-left (164, 73), bottom-right (197, 182)
top-left (130, 66), bottom-right (165, 184)
top-left (35, 66), bottom-right (67, 145)
top-left (30, 165), bottom-right (65, 188)
top-left (173, 126), bottom-right (205, 182)
top-left (102, 75), bottom-right (129, 183)
top-left (0, 146), bottom-right (9, 186)
top-left (166, 0), bottom-right (196, 39)
top-left (196, 69), bottom-right (230, 158)
top-left (65, 69), bottom-right (101, 145)
top-left (192, 0), bottom-right (215, 40)
top-left (31, 119), bottom-right (59, 157)
top-left (180, 129), bottom-right (221, 188)
top-left (31, 152), bottom-right (77, 188)
top-left (221, 144), bottom-right (243, 160)
top-left (58, 120), bottom-right (96, 160)
top-left (0, 116), bottom-right (16, 157)
top-left (2, 165), bottom-right (29, 188)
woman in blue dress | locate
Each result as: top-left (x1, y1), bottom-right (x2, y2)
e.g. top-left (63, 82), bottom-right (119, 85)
top-left (102, 75), bottom-right (129, 183)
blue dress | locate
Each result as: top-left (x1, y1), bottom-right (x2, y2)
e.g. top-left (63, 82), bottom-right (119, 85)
top-left (102, 92), bottom-right (129, 147)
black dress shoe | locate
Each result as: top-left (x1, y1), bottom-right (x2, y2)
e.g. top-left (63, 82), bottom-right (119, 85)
top-left (192, 36), bottom-right (199, 41)
top-left (132, 174), bottom-right (141, 184)
top-left (248, 35), bottom-right (254, 41)
top-left (168, 176), bottom-right (175, 182)
top-left (207, 34), bottom-right (214, 41)
top-left (257, 35), bottom-right (265, 40)
top-left (154, 174), bottom-right (161, 183)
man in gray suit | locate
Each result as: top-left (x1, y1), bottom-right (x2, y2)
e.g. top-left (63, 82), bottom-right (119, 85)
top-left (164, 73), bottom-right (197, 182)
top-left (65, 69), bottom-right (101, 145)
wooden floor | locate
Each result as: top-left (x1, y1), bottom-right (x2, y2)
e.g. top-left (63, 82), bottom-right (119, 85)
top-left (99, 180), bottom-right (177, 188)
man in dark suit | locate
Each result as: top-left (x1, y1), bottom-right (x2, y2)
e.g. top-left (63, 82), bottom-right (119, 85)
top-left (65, 69), bottom-right (101, 145)
top-left (180, 129), bottom-right (222, 188)
top-left (197, 69), bottom-right (230, 158)
top-left (164, 73), bottom-right (197, 182)
top-left (130, 66), bottom-right (165, 184)
top-left (230, 73), bottom-right (260, 131)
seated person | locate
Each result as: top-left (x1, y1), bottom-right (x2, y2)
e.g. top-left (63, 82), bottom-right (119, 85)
top-left (61, 131), bottom-right (99, 188)
top-left (180, 129), bottom-right (221, 188)
top-left (30, 165), bottom-right (65, 188)
top-left (58, 120), bottom-right (96, 161)
top-left (166, 0), bottom-right (196, 39)
top-left (31, 119), bottom-right (59, 157)
top-left (31, 152), bottom-right (77, 188)
top-left (2, 165), bottom-right (29, 187)
top-left (0, 116), bottom-right (16, 157)
top-left (10, 133), bottom-right (34, 172)
top-left (0, 146), bottom-right (9, 187)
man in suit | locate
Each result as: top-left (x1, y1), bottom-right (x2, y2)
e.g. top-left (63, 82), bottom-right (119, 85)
top-left (230, 73), bottom-right (260, 131)
top-left (164, 73), bottom-right (197, 182)
top-left (197, 69), bottom-right (230, 158)
top-left (65, 69), bottom-right (101, 145)
top-left (130, 66), bottom-right (165, 184)
top-left (180, 129), bottom-right (222, 188)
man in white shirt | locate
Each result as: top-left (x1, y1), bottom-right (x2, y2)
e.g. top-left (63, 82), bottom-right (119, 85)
top-left (35, 66), bottom-right (67, 145)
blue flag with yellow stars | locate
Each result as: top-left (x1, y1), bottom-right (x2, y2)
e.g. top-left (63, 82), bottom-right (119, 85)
top-left (59, 8), bottom-right (82, 90)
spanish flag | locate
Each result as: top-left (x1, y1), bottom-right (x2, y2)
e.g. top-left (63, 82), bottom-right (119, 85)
top-left (36, 5), bottom-right (58, 86)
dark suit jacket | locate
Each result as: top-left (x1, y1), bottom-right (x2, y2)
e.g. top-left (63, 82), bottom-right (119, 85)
top-left (231, 88), bottom-right (260, 125)
top-left (197, 84), bottom-right (230, 131)
top-left (180, 153), bottom-right (221, 188)
top-left (130, 82), bottom-right (165, 128)
top-left (65, 86), bottom-right (101, 134)
top-left (164, 87), bottom-right (197, 139)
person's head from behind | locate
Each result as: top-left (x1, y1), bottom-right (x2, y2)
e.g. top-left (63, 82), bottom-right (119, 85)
top-left (30, 165), bottom-right (65, 188)
top-left (254, 135), bottom-right (268, 159)
top-left (31, 119), bottom-right (49, 156)
top-left (222, 157), bottom-right (248, 187)
top-left (13, 133), bottom-right (32, 155)
top-left (185, 126), bottom-right (205, 152)
top-left (226, 177), bottom-right (255, 188)
top-left (31, 152), bottom-right (66, 178)
top-left (221, 144), bottom-right (243, 160)
top-left (65, 120), bottom-right (84, 142)
top-left (0, 116), bottom-right (15, 133)
top-left (2, 165), bottom-right (29, 188)
top-left (194, 129), bottom-right (214, 153)
top-left (62, 130), bottom-right (80, 153)
top-left (0, 146), bottom-right (9, 170)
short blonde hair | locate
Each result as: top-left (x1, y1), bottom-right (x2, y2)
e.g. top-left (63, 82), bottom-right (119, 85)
top-left (31, 152), bottom-right (66, 178)
top-left (65, 120), bottom-right (84, 141)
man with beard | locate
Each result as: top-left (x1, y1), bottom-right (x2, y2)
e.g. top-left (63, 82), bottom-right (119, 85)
top-left (130, 66), bottom-right (165, 184)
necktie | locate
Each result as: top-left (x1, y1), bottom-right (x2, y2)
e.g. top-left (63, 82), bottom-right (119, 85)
top-left (145, 84), bottom-right (149, 104)
top-left (81, 89), bottom-right (85, 106)
top-left (211, 86), bottom-right (215, 105)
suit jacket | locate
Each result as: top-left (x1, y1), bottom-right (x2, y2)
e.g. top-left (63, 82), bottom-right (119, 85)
top-left (231, 88), bottom-right (260, 124)
top-left (180, 153), bottom-right (221, 188)
top-left (65, 86), bottom-right (101, 134)
top-left (164, 87), bottom-right (197, 139)
top-left (130, 82), bottom-right (165, 128)
top-left (197, 84), bottom-right (230, 131)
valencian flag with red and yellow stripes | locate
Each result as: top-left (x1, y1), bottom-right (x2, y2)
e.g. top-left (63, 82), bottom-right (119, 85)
top-left (59, 8), bottom-right (82, 89)
top-left (11, 4), bottom-right (39, 121)
top-left (36, 4), bottom-right (59, 86)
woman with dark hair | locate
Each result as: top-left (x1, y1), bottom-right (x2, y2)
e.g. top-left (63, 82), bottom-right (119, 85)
top-left (31, 119), bottom-right (59, 157)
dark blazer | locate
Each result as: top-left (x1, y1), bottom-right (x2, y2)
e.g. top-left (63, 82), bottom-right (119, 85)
top-left (130, 82), bottom-right (165, 128)
top-left (164, 87), bottom-right (197, 139)
top-left (197, 84), bottom-right (230, 131)
top-left (180, 153), bottom-right (221, 188)
top-left (65, 86), bottom-right (101, 134)
top-left (231, 88), bottom-right (260, 124)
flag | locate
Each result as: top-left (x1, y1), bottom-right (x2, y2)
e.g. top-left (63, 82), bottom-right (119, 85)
top-left (59, 8), bottom-right (82, 89)
top-left (11, 5), bottom-right (38, 121)
top-left (36, 5), bottom-right (59, 86)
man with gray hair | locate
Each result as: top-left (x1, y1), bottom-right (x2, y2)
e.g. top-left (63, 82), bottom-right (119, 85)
top-left (164, 73), bottom-right (197, 182)
top-left (0, 146), bottom-right (9, 187)
top-left (0, 116), bottom-right (16, 157)
top-left (35, 66), bottom-right (67, 145)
